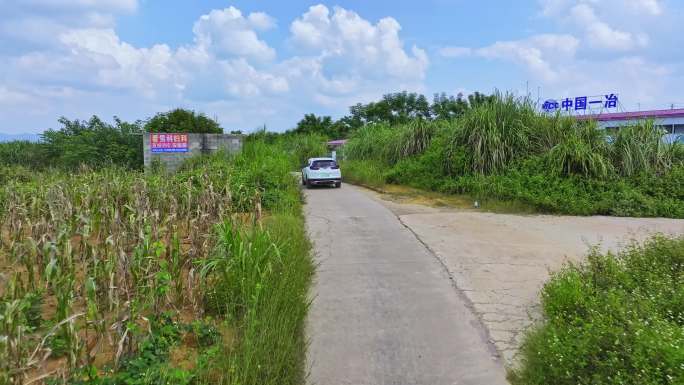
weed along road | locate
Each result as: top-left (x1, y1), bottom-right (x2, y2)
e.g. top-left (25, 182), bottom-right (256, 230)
top-left (304, 184), bottom-right (507, 385)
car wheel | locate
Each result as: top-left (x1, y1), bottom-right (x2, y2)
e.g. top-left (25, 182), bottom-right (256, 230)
top-left (301, 174), bottom-right (306, 185)
top-left (335, 182), bottom-right (341, 188)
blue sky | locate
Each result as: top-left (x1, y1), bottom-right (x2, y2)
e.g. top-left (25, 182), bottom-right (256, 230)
top-left (1, 0), bottom-right (683, 134)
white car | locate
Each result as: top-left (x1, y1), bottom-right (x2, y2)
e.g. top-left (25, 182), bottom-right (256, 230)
top-left (302, 157), bottom-right (342, 188)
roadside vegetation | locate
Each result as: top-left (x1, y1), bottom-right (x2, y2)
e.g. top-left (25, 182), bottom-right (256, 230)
top-left (0, 108), bottom-right (228, 173)
top-left (333, 92), bottom-right (683, 384)
top-left (510, 236), bottom-right (684, 385)
top-left (3, 90), bottom-right (682, 384)
top-left (341, 93), bottom-right (684, 218)
top-left (0, 135), bottom-right (318, 385)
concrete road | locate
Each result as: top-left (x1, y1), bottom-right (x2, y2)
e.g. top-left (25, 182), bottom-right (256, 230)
top-left (359, 187), bottom-right (684, 364)
top-left (304, 184), bottom-right (507, 385)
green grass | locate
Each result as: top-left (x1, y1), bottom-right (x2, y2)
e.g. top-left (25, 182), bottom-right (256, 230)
top-left (341, 93), bottom-right (684, 218)
top-left (509, 236), bottom-right (684, 385)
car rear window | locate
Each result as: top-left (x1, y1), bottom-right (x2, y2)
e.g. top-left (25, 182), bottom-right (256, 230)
top-left (312, 160), bottom-right (337, 168)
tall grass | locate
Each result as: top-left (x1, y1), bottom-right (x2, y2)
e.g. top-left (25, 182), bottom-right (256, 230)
top-left (277, 133), bottom-right (329, 168)
top-left (611, 120), bottom-right (676, 177)
top-left (0, 141), bottom-right (48, 170)
top-left (546, 121), bottom-right (613, 178)
top-left (453, 92), bottom-right (537, 174)
top-left (198, 213), bottom-right (312, 385)
top-left (342, 93), bottom-right (684, 217)
top-left (344, 123), bottom-right (394, 163)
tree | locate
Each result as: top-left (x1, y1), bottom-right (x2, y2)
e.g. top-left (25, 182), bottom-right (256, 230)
top-left (349, 91), bottom-right (431, 126)
top-left (292, 114), bottom-right (353, 139)
top-left (294, 114), bottom-right (334, 135)
top-left (431, 92), bottom-right (469, 120)
top-left (144, 108), bottom-right (222, 134)
top-left (42, 116), bottom-right (143, 170)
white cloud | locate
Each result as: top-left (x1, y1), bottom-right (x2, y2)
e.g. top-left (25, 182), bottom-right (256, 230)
top-left (443, 34), bottom-right (579, 82)
top-left (6, 3), bottom-right (434, 132)
top-left (247, 12), bottom-right (277, 30)
top-left (0, 0), bottom-right (136, 51)
top-left (0, 86), bottom-right (31, 105)
top-left (58, 28), bottom-right (178, 96)
top-left (538, 0), bottom-right (663, 52)
top-left (289, 5), bottom-right (429, 80)
top-left (221, 58), bottom-right (289, 97)
top-left (569, 3), bottom-right (646, 51)
top-left (440, 0), bottom-right (678, 111)
top-left (192, 7), bottom-right (276, 61)
top-left (539, 0), bottom-right (662, 17)
top-left (626, 0), bottom-right (662, 15)
top-left (12, 0), bottom-right (138, 13)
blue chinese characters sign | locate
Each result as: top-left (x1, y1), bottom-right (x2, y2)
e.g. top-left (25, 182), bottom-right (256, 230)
top-left (542, 94), bottom-right (619, 113)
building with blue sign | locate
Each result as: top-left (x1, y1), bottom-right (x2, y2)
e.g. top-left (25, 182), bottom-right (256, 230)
top-left (577, 108), bottom-right (684, 135)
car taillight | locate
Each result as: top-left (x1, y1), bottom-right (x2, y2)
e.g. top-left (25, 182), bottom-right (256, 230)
top-left (331, 165), bottom-right (340, 169)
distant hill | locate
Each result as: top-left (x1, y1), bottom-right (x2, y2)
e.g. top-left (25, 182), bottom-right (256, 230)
top-left (0, 133), bottom-right (41, 142)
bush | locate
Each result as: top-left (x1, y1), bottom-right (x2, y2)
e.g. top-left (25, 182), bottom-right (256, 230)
top-left (510, 236), bottom-right (684, 385)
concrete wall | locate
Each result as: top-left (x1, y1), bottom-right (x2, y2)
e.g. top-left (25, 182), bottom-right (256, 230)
top-left (143, 133), bottom-right (243, 171)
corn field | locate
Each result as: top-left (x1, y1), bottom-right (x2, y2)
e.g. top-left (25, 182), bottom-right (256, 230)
top-left (0, 142), bottom-right (309, 384)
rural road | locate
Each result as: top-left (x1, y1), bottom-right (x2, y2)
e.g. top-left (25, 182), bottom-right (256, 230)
top-left (304, 184), bottom-right (507, 385)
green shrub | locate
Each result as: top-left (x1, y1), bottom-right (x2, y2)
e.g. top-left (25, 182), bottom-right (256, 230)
top-left (511, 236), bottom-right (684, 385)
top-left (385, 131), bottom-right (453, 190)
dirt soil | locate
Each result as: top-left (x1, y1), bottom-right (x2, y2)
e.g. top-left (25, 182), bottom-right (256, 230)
top-left (361, 187), bottom-right (684, 365)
